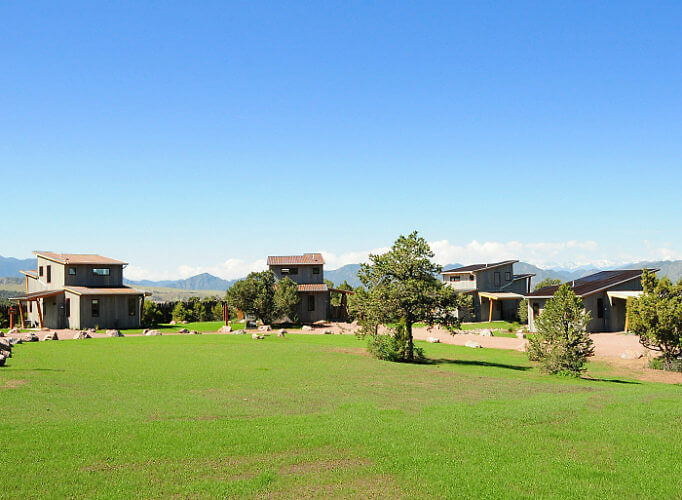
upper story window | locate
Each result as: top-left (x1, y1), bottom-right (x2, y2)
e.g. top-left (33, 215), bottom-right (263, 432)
top-left (494, 272), bottom-right (501, 286)
top-left (93, 268), bottom-right (110, 276)
top-left (281, 267), bottom-right (298, 275)
top-left (46, 265), bottom-right (51, 283)
top-left (505, 272), bottom-right (512, 281)
top-left (450, 276), bottom-right (460, 282)
top-left (469, 274), bottom-right (475, 281)
top-left (91, 299), bottom-right (100, 317)
top-left (69, 267), bottom-right (77, 276)
top-left (39, 266), bottom-right (44, 277)
top-left (312, 267), bottom-right (320, 275)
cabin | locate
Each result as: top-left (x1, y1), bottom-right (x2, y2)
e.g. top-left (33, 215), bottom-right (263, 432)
top-left (526, 269), bottom-right (657, 333)
top-left (12, 251), bottom-right (149, 330)
top-left (442, 260), bottom-right (534, 322)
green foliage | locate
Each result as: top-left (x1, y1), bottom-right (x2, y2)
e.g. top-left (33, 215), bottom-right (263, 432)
top-left (527, 283), bottom-right (594, 376)
top-left (628, 271), bottom-right (682, 363)
top-left (330, 280), bottom-right (353, 306)
top-left (141, 301), bottom-right (163, 328)
top-left (518, 298), bottom-right (528, 324)
top-left (170, 297), bottom-right (223, 323)
top-left (358, 231), bottom-right (469, 361)
top-left (649, 357), bottom-right (682, 373)
top-left (367, 322), bottom-right (425, 362)
top-left (273, 277), bottom-right (300, 323)
top-left (534, 278), bottom-right (562, 291)
top-left (227, 271), bottom-right (277, 324)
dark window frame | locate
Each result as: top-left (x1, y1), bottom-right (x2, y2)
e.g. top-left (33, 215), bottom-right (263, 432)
top-left (46, 265), bottom-right (51, 283)
top-left (312, 267), bottom-right (320, 275)
top-left (128, 297), bottom-right (137, 316)
top-left (91, 299), bottom-right (100, 318)
top-left (68, 267), bottom-right (77, 276)
top-left (597, 298), bottom-right (604, 319)
top-left (450, 276), bottom-right (461, 282)
top-left (65, 298), bottom-right (70, 318)
top-left (505, 272), bottom-right (512, 281)
top-left (469, 274), bottom-right (475, 281)
top-left (494, 272), bottom-right (501, 286)
top-left (92, 268), bottom-right (110, 276)
top-left (307, 295), bottom-right (315, 311)
top-left (39, 266), bottom-right (44, 277)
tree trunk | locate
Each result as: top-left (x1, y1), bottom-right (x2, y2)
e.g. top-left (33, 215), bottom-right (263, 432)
top-left (405, 319), bottom-right (414, 361)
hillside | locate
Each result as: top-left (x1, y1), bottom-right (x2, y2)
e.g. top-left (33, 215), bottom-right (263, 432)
top-left (618, 260), bottom-right (682, 282)
top-left (0, 256), bottom-right (35, 278)
top-left (325, 264), bottom-right (362, 288)
top-left (125, 273), bottom-right (235, 291)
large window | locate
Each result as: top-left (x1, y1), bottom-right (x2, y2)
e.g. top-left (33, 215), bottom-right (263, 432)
top-left (92, 268), bottom-right (110, 276)
top-left (65, 298), bottom-right (70, 318)
top-left (505, 272), bottom-right (512, 281)
top-left (39, 266), bottom-right (43, 277)
top-left (128, 297), bottom-right (137, 316)
top-left (91, 299), bottom-right (100, 318)
top-left (68, 267), bottom-right (76, 276)
top-left (597, 298), bottom-right (604, 319)
top-left (46, 265), bottom-right (51, 283)
top-left (450, 276), bottom-right (460, 282)
top-left (281, 267), bottom-right (298, 275)
top-left (312, 267), bottom-right (320, 275)
top-left (307, 295), bottom-right (315, 311)
top-left (494, 272), bottom-right (501, 286)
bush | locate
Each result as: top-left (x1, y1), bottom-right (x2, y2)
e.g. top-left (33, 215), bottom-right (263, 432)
top-left (141, 301), bottom-right (163, 328)
top-left (518, 298), bottom-right (528, 324)
top-left (649, 357), bottom-right (682, 373)
top-left (367, 323), bottom-right (424, 362)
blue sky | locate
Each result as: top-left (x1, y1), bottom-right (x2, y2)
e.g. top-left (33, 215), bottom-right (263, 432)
top-left (2, 1), bottom-right (681, 279)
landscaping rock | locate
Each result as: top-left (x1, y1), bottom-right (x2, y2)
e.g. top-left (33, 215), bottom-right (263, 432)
top-left (516, 332), bottom-right (526, 339)
top-left (427, 337), bottom-right (440, 343)
top-left (169, 320), bottom-right (177, 325)
top-left (465, 341), bottom-right (482, 348)
top-left (251, 333), bottom-right (264, 340)
top-left (180, 320), bottom-right (188, 324)
top-left (218, 325), bottom-right (232, 334)
top-left (479, 329), bottom-right (493, 337)
top-left (1, 349), bottom-right (11, 359)
top-left (302, 325), bottom-right (313, 331)
top-left (0, 355), bottom-right (6, 367)
top-left (0, 331), bottom-right (4, 337)
top-left (8, 328), bottom-right (20, 335)
top-left (314, 320), bottom-right (327, 326)
top-left (277, 329), bottom-right (286, 337)
top-left (621, 350), bottom-right (643, 360)
top-left (258, 325), bottom-right (272, 332)
top-left (145, 330), bottom-right (162, 336)
top-left (87, 328), bottom-right (97, 335)
top-left (188, 330), bottom-right (200, 335)
top-left (43, 331), bottom-right (59, 341)
top-left (178, 328), bottom-right (189, 333)
top-left (9, 337), bottom-right (24, 345)
top-left (107, 329), bottom-right (124, 337)
top-left (323, 329), bottom-right (333, 335)
top-left (73, 331), bottom-right (91, 340)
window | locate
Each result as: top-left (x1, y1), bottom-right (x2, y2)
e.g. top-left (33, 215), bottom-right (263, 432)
top-left (91, 299), bottom-right (100, 317)
top-left (450, 276), bottom-right (460, 282)
top-left (29, 302), bottom-right (33, 313)
top-left (128, 297), bottom-right (137, 316)
top-left (68, 267), bottom-right (76, 276)
top-left (46, 265), bottom-right (51, 283)
top-left (39, 266), bottom-right (43, 277)
top-left (290, 267), bottom-right (298, 275)
top-left (312, 267), bottom-right (320, 275)
top-left (532, 303), bottom-right (540, 318)
top-left (597, 298), bottom-right (604, 319)
top-left (307, 295), bottom-right (315, 311)
top-left (92, 268), bottom-right (110, 276)
top-left (65, 298), bottom-right (70, 318)
top-left (469, 274), bottom-right (475, 281)
top-left (494, 272), bottom-right (501, 286)
top-left (281, 268), bottom-right (290, 274)
top-left (505, 272), bottom-right (512, 281)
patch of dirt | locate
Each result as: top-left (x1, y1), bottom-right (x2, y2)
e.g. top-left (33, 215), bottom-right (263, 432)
top-left (279, 457), bottom-right (372, 476)
top-left (0, 379), bottom-right (27, 390)
top-left (321, 346), bottom-right (369, 356)
top-left (591, 357), bottom-right (682, 384)
top-left (261, 473), bottom-right (403, 499)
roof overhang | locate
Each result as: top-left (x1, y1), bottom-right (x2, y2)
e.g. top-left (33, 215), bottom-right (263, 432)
top-left (479, 291), bottom-right (525, 300)
top-left (442, 260), bottom-right (519, 274)
top-left (607, 290), bottom-right (643, 300)
top-left (64, 286), bottom-right (150, 296)
top-left (10, 289), bottom-right (65, 301)
top-left (20, 270), bottom-right (38, 279)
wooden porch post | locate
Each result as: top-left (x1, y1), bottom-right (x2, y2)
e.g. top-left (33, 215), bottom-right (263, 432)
top-left (35, 299), bottom-right (44, 329)
top-left (624, 311), bottom-right (629, 333)
top-left (488, 298), bottom-right (494, 322)
top-left (18, 302), bottom-right (26, 328)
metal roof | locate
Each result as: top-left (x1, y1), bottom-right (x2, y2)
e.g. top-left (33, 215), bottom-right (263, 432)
top-left (35, 251), bottom-right (127, 265)
top-left (20, 270), bottom-right (38, 278)
top-left (479, 291), bottom-right (526, 300)
top-left (267, 253), bottom-right (325, 266)
top-left (527, 269), bottom-right (657, 298)
top-left (10, 289), bottom-right (65, 301)
top-left (297, 284), bottom-right (328, 292)
top-left (512, 273), bottom-right (535, 281)
top-left (64, 286), bottom-right (148, 296)
top-left (442, 260), bottom-right (518, 274)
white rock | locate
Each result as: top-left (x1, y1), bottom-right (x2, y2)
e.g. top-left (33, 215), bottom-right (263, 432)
top-left (479, 329), bottom-right (493, 337)
top-left (259, 325), bottom-right (272, 332)
top-left (621, 350), bottom-right (643, 360)
top-left (106, 329), bottom-right (123, 337)
top-left (218, 325), bottom-right (232, 334)
top-left (277, 329), bottom-right (286, 337)
top-left (427, 337), bottom-right (440, 343)
top-left (188, 330), bottom-right (201, 335)
top-left (145, 330), bottom-right (162, 336)
top-left (0, 355), bottom-right (5, 367)
top-left (7, 328), bottom-right (20, 335)
top-left (42, 331), bottom-right (59, 341)
top-left (169, 320), bottom-right (177, 325)
top-left (323, 329), bottom-right (333, 335)
top-left (465, 341), bottom-right (482, 348)
top-left (177, 328), bottom-right (189, 333)
top-left (73, 331), bottom-right (91, 340)
top-left (302, 325), bottom-right (313, 331)
top-left (251, 333), bottom-right (264, 340)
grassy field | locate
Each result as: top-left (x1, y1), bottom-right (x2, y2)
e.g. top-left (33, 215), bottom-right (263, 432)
top-left (95, 320), bottom-right (245, 335)
top-left (1, 334), bottom-right (681, 498)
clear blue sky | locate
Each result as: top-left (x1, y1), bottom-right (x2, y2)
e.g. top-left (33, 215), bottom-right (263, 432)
top-left (2, 1), bottom-right (681, 279)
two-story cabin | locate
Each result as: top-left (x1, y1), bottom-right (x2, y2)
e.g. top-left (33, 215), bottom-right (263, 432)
top-left (12, 251), bottom-right (149, 330)
top-left (442, 260), bottom-right (534, 322)
top-left (267, 253), bottom-right (330, 323)
top-left (526, 269), bottom-right (656, 333)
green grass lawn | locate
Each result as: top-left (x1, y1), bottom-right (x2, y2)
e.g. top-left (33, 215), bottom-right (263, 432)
top-left (1, 334), bottom-right (681, 498)
top-left (95, 320), bottom-right (246, 335)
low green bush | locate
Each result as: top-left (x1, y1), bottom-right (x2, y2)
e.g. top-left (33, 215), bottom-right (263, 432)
top-left (649, 357), bottom-right (682, 373)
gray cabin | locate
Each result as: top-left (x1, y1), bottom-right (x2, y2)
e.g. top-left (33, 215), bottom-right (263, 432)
top-left (526, 269), bottom-right (656, 333)
top-left (267, 253), bottom-right (330, 323)
top-left (13, 251), bottom-right (149, 330)
top-left (442, 260), bottom-right (534, 322)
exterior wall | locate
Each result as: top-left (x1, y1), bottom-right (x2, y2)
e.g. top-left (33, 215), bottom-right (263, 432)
top-left (443, 273), bottom-right (477, 291)
top-left (77, 294), bottom-right (142, 329)
top-left (480, 297), bottom-right (521, 323)
top-left (475, 264), bottom-right (515, 292)
top-left (64, 264), bottom-right (124, 287)
top-left (64, 292), bottom-right (81, 330)
top-left (270, 265), bottom-right (324, 285)
top-left (297, 292), bottom-right (330, 323)
top-left (36, 256), bottom-right (66, 291)
top-left (505, 278), bottom-right (530, 295)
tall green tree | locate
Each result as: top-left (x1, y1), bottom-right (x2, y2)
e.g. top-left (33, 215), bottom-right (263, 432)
top-left (628, 270), bottom-right (682, 364)
top-left (358, 231), bottom-right (468, 362)
top-left (527, 283), bottom-right (594, 376)
top-left (534, 278), bottom-right (562, 291)
top-left (274, 277), bottom-right (300, 323)
top-left (227, 271), bottom-right (277, 324)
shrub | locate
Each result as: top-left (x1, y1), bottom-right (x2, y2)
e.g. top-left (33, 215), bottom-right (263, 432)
top-left (518, 298), bottom-right (528, 324)
top-left (526, 283), bottom-right (594, 376)
top-left (141, 301), bottom-right (163, 328)
top-left (649, 357), bottom-right (682, 373)
top-left (367, 323), bottom-right (424, 362)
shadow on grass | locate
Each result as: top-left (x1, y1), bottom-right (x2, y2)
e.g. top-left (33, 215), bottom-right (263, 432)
top-left (424, 358), bottom-right (532, 371)
top-left (8, 368), bottom-right (65, 373)
top-left (582, 376), bottom-right (641, 385)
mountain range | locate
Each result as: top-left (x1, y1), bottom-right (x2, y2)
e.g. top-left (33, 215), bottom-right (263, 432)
top-left (1, 255), bottom-right (680, 291)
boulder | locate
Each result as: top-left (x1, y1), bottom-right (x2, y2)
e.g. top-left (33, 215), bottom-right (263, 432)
top-left (1, 349), bottom-right (11, 359)
top-left (87, 328), bottom-right (97, 334)
top-left (10, 337), bottom-right (24, 345)
top-left (106, 329), bottom-right (124, 337)
top-left (465, 341), bottom-right (482, 348)
top-left (0, 355), bottom-right (5, 367)
top-left (0, 331), bottom-right (4, 337)
top-left (621, 350), bottom-right (643, 360)
top-left (145, 330), bottom-right (162, 336)
top-left (169, 320), bottom-right (177, 325)
top-left (479, 329), bottom-right (493, 337)
top-left (73, 331), bottom-right (91, 340)
top-left (314, 320), bottom-right (327, 326)
top-left (251, 333), bottom-right (264, 340)
top-left (277, 329), bottom-right (287, 337)
top-left (218, 325), bottom-right (232, 334)
top-left (180, 320), bottom-right (188, 324)
top-left (302, 325), bottom-right (313, 331)
top-left (515, 332), bottom-right (526, 339)
top-left (42, 331), bottom-right (59, 341)
top-left (323, 329), bottom-right (333, 335)
top-left (427, 337), bottom-right (440, 343)
top-left (177, 328), bottom-right (189, 333)
top-left (7, 328), bottom-right (20, 335)
top-left (258, 325), bottom-right (272, 332)
top-left (188, 330), bottom-right (201, 335)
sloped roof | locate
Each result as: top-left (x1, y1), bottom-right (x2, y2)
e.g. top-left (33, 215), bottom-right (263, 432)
top-left (527, 269), bottom-right (657, 298)
top-left (297, 284), bottom-right (328, 292)
top-left (267, 253), bottom-right (325, 266)
top-left (64, 286), bottom-right (147, 296)
top-left (442, 260), bottom-right (518, 274)
top-left (10, 289), bottom-right (65, 301)
top-left (35, 251), bottom-right (127, 265)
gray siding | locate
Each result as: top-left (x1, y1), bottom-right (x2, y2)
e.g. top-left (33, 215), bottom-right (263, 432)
top-left (297, 292), bottom-right (330, 323)
top-left (64, 264), bottom-right (124, 287)
top-left (270, 265), bottom-right (324, 284)
top-left (78, 295), bottom-right (142, 330)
